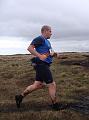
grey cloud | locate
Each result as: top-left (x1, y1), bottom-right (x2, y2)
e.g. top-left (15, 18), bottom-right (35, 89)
top-left (0, 0), bottom-right (89, 40)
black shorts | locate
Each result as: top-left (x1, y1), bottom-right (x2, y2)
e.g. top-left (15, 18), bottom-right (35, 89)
top-left (34, 62), bottom-right (53, 84)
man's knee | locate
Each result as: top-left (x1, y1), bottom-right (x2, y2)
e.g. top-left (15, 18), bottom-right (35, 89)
top-left (48, 81), bottom-right (56, 88)
top-left (51, 81), bottom-right (56, 86)
top-left (33, 82), bottom-right (43, 89)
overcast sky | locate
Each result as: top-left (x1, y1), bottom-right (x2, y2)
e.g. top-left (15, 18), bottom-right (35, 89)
top-left (0, 0), bottom-right (89, 40)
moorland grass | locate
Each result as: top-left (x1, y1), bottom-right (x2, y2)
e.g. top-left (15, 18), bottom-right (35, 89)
top-left (0, 53), bottom-right (89, 120)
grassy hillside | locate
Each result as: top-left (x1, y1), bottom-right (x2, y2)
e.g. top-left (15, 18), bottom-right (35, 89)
top-left (0, 53), bottom-right (89, 120)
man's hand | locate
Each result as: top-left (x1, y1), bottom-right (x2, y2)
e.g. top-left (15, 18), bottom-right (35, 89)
top-left (39, 54), bottom-right (47, 61)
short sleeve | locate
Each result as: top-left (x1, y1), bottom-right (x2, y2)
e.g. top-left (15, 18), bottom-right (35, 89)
top-left (30, 37), bottom-right (44, 48)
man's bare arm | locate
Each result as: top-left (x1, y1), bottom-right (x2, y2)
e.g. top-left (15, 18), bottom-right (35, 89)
top-left (27, 45), bottom-right (47, 60)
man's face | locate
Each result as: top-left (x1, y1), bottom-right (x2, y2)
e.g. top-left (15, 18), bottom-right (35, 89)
top-left (45, 28), bottom-right (52, 39)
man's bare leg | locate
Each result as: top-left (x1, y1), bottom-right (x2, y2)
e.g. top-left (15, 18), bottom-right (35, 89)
top-left (47, 81), bottom-right (59, 110)
top-left (15, 81), bottom-right (45, 108)
top-left (21, 81), bottom-right (45, 97)
top-left (47, 81), bottom-right (56, 104)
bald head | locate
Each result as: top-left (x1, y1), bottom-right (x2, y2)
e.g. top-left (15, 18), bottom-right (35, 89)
top-left (41, 25), bottom-right (51, 33)
top-left (41, 25), bottom-right (52, 39)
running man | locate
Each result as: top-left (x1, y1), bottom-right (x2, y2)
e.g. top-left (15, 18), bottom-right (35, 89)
top-left (15, 25), bottom-right (59, 110)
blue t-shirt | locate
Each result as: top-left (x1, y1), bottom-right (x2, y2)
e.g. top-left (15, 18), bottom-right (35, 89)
top-left (30, 35), bottom-right (53, 64)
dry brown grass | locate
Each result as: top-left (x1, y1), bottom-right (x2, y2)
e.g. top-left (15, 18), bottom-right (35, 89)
top-left (0, 53), bottom-right (89, 120)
